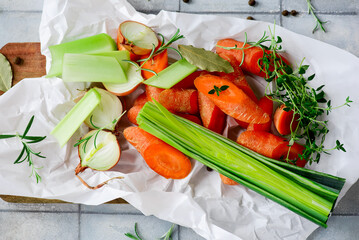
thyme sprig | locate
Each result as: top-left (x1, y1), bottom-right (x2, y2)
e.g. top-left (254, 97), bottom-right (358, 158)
top-left (0, 115), bottom-right (46, 183)
top-left (258, 25), bottom-right (351, 164)
top-left (306, 0), bottom-right (327, 33)
top-left (124, 223), bottom-right (175, 240)
top-left (208, 85), bottom-right (229, 96)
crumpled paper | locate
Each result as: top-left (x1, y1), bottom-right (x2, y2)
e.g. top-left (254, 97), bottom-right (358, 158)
top-left (1, 0), bottom-right (359, 239)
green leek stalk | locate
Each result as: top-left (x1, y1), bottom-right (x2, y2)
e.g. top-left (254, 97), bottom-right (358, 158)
top-left (143, 58), bottom-right (197, 89)
top-left (137, 101), bottom-right (345, 227)
top-left (51, 88), bottom-right (101, 147)
top-left (62, 53), bottom-right (127, 83)
top-left (47, 33), bottom-right (117, 77)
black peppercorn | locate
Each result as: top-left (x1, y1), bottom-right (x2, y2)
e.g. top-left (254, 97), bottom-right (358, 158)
top-left (248, 0), bottom-right (256, 7)
top-left (247, 16), bottom-right (255, 20)
top-left (14, 57), bottom-right (24, 65)
top-left (182, 0), bottom-right (190, 3)
top-left (282, 10), bottom-right (289, 16)
top-left (290, 10), bottom-right (298, 16)
top-left (206, 166), bottom-right (213, 172)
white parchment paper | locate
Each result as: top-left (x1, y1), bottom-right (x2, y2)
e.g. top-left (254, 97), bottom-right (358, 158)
top-left (1, 0), bottom-right (359, 239)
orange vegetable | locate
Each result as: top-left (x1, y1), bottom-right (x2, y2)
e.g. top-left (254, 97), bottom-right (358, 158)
top-left (133, 92), bottom-right (148, 106)
top-left (124, 127), bottom-right (192, 179)
top-left (140, 49), bottom-right (168, 80)
top-left (158, 89), bottom-right (198, 114)
top-left (194, 74), bottom-right (270, 125)
top-left (127, 105), bottom-right (142, 125)
top-left (198, 92), bottom-right (226, 134)
top-left (146, 85), bottom-right (164, 102)
top-left (172, 70), bottom-right (208, 89)
top-left (237, 131), bottom-right (306, 167)
top-left (175, 113), bottom-right (202, 125)
top-left (220, 174), bottom-right (238, 185)
top-left (247, 96), bottom-right (273, 131)
top-left (273, 104), bottom-right (299, 135)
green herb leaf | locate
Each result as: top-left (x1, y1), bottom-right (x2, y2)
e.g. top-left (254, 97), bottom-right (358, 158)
top-left (208, 89), bottom-right (215, 95)
top-left (0, 53), bottom-right (13, 92)
top-left (178, 45), bottom-right (234, 73)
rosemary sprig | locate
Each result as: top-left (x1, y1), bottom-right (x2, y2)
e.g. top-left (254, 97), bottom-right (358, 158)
top-left (0, 115), bottom-right (46, 183)
top-left (124, 223), bottom-right (175, 240)
top-left (125, 223), bottom-right (143, 240)
top-left (208, 85), bottom-right (229, 96)
top-left (306, 0), bottom-right (327, 33)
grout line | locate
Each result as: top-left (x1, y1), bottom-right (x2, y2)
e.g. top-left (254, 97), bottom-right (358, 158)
top-left (279, 0), bottom-right (283, 26)
top-left (177, 225), bottom-right (181, 240)
top-left (78, 205), bottom-right (81, 240)
top-left (0, 10), bottom-right (42, 13)
top-left (178, 0), bottom-right (181, 12)
top-left (0, 209), bottom-right (78, 214)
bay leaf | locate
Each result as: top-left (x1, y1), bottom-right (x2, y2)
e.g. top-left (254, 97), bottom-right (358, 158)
top-left (0, 53), bottom-right (13, 92)
top-left (178, 45), bottom-right (233, 73)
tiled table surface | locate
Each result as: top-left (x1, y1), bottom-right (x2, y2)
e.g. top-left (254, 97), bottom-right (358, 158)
top-left (0, 0), bottom-right (358, 239)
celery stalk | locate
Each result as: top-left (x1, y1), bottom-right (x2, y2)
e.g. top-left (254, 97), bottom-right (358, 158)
top-left (90, 51), bottom-right (130, 72)
top-left (143, 58), bottom-right (197, 89)
top-left (62, 54), bottom-right (127, 83)
top-left (47, 33), bottom-right (117, 77)
top-left (137, 101), bottom-right (345, 227)
top-left (51, 88), bottom-right (101, 147)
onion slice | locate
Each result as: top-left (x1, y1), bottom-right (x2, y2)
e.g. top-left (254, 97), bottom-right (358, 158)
top-left (103, 64), bottom-right (143, 96)
top-left (84, 88), bottom-right (123, 131)
top-left (118, 21), bottom-right (159, 55)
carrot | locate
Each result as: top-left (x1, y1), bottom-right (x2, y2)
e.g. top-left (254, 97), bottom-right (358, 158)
top-left (140, 49), bottom-right (168, 80)
top-left (133, 92), bottom-right (148, 107)
top-left (273, 104), bottom-right (299, 135)
top-left (247, 96), bottom-right (273, 131)
top-left (198, 92), bottom-right (226, 134)
top-left (127, 105), bottom-right (143, 125)
top-left (216, 39), bottom-right (289, 78)
top-left (219, 174), bottom-right (238, 185)
top-left (158, 89), bottom-right (198, 114)
top-left (172, 70), bottom-right (208, 89)
top-left (175, 113), bottom-right (202, 125)
top-left (146, 85), bottom-right (164, 102)
top-left (194, 74), bottom-right (270, 124)
top-left (237, 131), bottom-right (306, 167)
top-left (124, 127), bottom-right (192, 179)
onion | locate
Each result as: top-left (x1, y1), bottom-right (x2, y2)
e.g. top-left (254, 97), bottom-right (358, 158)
top-left (84, 88), bottom-right (123, 131)
top-left (117, 21), bottom-right (159, 55)
top-left (103, 64), bottom-right (143, 96)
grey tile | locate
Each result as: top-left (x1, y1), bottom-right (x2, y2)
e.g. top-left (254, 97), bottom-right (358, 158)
top-left (128, 0), bottom-right (179, 13)
top-left (0, 12), bottom-right (42, 47)
top-left (0, 0), bottom-right (44, 11)
top-left (0, 211), bottom-right (79, 240)
top-left (282, 0), bottom-right (359, 12)
top-left (0, 198), bottom-right (79, 212)
top-left (180, 0), bottom-right (280, 13)
top-left (308, 216), bottom-right (359, 240)
top-left (80, 213), bottom-right (178, 240)
top-left (179, 226), bottom-right (206, 240)
top-left (333, 180), bottom-right (359, 215)
top-left (282, 14), bottom-right (359, 56)
top-left (80, 203), bottom-right (142, 215)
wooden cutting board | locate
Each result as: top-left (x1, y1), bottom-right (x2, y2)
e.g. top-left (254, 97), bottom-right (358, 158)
top-left (0, 43), bottom-right (126, 204)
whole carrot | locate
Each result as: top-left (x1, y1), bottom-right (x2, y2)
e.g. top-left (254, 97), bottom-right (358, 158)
top-left (124, 127), bottom-right (192, 179)
top-left (194, 74), bottom-right (269, 125)
top-left (158, 89), bottom-right (198, 114)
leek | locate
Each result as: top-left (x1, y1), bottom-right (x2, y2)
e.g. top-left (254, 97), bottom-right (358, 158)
top-left (62, 53), bottom-right (127, 83)
top-left (143, 58), bottom-right (197, 89)
top-left (51, 88), bottom-right (101, 147)
top-left (137, 101), bottom-right (345, 227)
top-left (47, 33), bottom-right (117, 77)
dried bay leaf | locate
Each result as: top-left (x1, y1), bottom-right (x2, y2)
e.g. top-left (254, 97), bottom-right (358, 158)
top-left (178, 45), bottom-right (233, 73)
top-left (0, 53), bottom-right (13, 92)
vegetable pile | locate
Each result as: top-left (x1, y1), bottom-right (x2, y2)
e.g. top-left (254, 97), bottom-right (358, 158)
top-left (48, 20), bottom-right (350, 227)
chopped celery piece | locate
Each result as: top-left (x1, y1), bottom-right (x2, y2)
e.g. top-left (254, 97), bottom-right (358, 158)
top-left (51, 88), bottom-right (101, 147)
top-left (137, 101), bottom-right (346, 227)
top-left (47, 33), bottom-right (117, 77)
top-left (62, 53), bottom-right (127, 83)
top-left (143, 58), bottom-right (197, 89)
top-left (90, 51), bottom-right (130, 73)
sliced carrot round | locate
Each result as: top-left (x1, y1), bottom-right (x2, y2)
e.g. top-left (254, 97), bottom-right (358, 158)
top-left (219, 174), bottom-right (238, 185)
top-left (273, 104), bottom-right (299, 135)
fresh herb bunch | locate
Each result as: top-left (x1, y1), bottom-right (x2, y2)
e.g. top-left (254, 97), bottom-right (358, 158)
top-left (306, 0), bottom-right (327, 33)
top-left (0, 115), bottom-right (46, 183)
top-left (123, 29), bottom-right (184, 76)
top-left (259, 26), bottom-right (350, 164)
top-left (208, 85), bottom-right (229, 96)
top-left (125, 223), bottom-right (175, 240)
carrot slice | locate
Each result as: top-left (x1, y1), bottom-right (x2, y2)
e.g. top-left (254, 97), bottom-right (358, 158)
top-left (273, 142), bottom-right (307, 167)
top-left (194, 74), bottom-right (269, 124)
top-left (219, 174), bottom-right (238, 185)
top-left (273, 104), bottom-right (299, 135)
top-left (158, 89), bottom-right (198, 114)
top-left (140, 49), bottom-right (168, 80)
top-left (146, 85), bottom-right (164, 102)
top-left (133, 92), bottom-right (148, 107)
top-left (198, 92), bottom-right (226, 134)
top-left (247, 96), bottom-right (273, 131)
top-left (124, 127), bottom-right (192, 179)
top-left (127, 105), bottom-right (143, 125)
top-left (175, 113), bottom-right (202, 125)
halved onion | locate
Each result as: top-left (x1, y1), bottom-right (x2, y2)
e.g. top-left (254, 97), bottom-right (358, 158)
top-left (117, 21), bottom-right (159, 55)
top-left (78, 130), bottom-right (121, 171)
top-left (103, 64), bottom-right (143, 96)
top-left (84, 88), bottom-right (123, 131)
